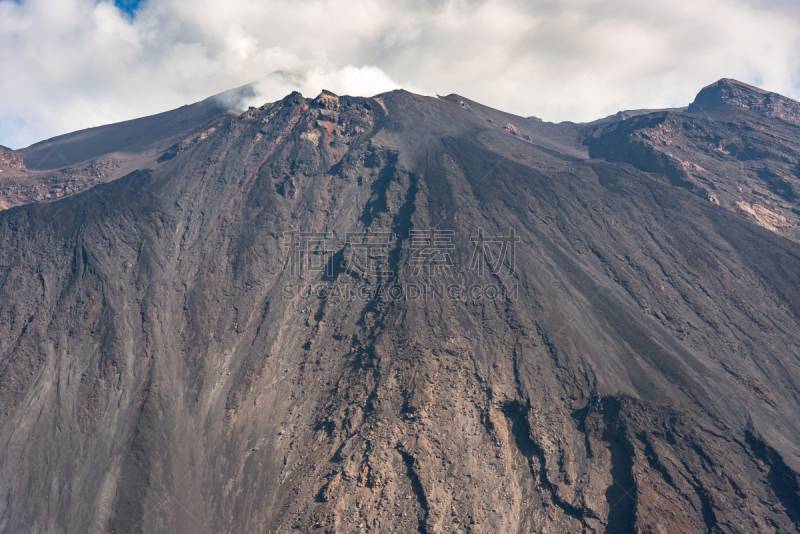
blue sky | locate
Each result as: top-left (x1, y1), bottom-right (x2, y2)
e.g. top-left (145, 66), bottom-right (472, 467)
top-left (114, 0), bottom-right (142, 16)
top-left (1, 0), bottom-right (799, 149)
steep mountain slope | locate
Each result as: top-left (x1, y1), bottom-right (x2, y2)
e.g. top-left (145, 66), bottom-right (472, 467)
top-left (0, 83), bottom-right (799, 533)
top-left (0, 86), bottom-right (251, 212)
top-left (18, 84), bottom-right (256, 171)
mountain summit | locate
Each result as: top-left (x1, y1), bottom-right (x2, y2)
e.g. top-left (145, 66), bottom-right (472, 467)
top-left (0, 81), bottom-right (799, 533)
top-left (688, 78), bottom-right (800, 124)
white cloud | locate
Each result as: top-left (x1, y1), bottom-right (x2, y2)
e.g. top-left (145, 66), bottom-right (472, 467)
top-left (0, 0), bottom-right (799, 148)
top-left (240, 66), bottom-right (408, 109)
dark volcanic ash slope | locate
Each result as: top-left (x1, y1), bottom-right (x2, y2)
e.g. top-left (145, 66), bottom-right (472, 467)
top-left (18, 84), bottom-right (257, 171)
top-left (1, 84), bottom-right (800, 533)
top-left (0, 86), bottom-right (249, 212)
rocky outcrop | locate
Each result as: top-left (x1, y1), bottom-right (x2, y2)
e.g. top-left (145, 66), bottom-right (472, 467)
top-left (0, 145), bottom-right (25, 173)
top-left (0, 157), bottom-right (123, 209)
top-left (584, 92), bottom-right (800, 242)
top-left (689, 78), bottom-right (800, 125)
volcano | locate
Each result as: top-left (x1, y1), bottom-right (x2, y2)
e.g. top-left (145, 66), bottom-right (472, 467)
top-left (1, 79), bottom-right (800, 533)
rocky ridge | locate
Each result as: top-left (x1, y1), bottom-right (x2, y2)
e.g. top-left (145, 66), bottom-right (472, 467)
top-left (585, 83), bottom-right (800, 242)
top-left (689, 78), bottom-right (800, 125)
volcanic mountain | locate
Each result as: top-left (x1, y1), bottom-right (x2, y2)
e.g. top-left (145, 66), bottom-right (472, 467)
top-left (1, 79), bottom-right (800, 533)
